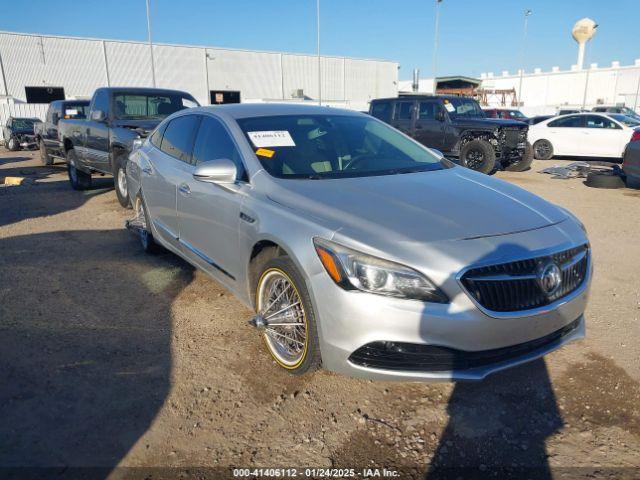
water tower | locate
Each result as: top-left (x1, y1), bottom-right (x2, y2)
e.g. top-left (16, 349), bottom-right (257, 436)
top-left (572, 18), bottom-right (598, 70)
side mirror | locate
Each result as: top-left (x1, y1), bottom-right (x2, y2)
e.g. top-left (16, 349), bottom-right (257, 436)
top-left (193, 158), bottom-right (237, 185)
top-left (52, 113), bottom-right (60, 124)
top-left (91, 110), bottom-right (106, 122)
top-left (436, 110), bottom-right (445, 122)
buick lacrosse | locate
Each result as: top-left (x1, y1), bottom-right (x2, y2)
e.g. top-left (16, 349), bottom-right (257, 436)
top-left (126, 104), bottom-right (591, 381)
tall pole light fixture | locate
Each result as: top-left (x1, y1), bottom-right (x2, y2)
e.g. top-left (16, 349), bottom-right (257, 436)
top-left (432, 0), bottom-right (443, 94)
top-left (146, 0), bottom-right (156, 87)
top-left (518, 9), bottom-right (532, 106)
top-left (317, 0), bottom-right (321, 105)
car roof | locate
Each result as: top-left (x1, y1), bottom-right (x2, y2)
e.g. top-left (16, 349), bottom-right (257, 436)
top-left (188, 103), bottom-right (363, 120)
top-left (371, 95), bottom-right (466, 102)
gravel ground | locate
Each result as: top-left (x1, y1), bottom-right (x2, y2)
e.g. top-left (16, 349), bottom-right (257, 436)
top-left (1, 150), bottom-right (638, 480)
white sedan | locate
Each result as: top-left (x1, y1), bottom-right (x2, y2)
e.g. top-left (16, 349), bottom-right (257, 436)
top-left (529, 112), bottom-right (640, 159)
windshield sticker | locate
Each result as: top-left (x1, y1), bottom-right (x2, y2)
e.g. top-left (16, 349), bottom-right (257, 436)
top-left (255, 148), bottom-right (275, 158)
top-left (444, 102), bottom-right (455, 113)
top-left (65, 109), bottom-right (78, 116)
top-left (247, 130), bottom-right (296, 148)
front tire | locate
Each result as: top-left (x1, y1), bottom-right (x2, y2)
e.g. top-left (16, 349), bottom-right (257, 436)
top-left (39, 139), bottom-right (53, 165)
top-left (533, 139), bottom-right (554, 160)
top-left (7, 137), bottom-right (19, 151)
top-left (134, 195), bottom-right (163, 254)
top-left (114, 160), bottom-right (131, 209)
top-left (67, 149), bottom-right (92, 190)
top-left (460, 139), bottom-right (496, 174)
top-left (504, 142), bottom-right (534, 172)
top-left (255, 257), bottom-right (321, 375)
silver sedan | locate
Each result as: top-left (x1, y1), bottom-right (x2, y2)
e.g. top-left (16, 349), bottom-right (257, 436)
top-left (126, 104), bottom-right (591, 381)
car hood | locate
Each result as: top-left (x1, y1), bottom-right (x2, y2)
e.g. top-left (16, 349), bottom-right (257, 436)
top-left (450, 117), bottom-right (527, 129)
top-left (267, 167), bottom-right (567, 245)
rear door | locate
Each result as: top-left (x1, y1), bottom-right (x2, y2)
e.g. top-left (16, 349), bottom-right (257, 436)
top-left (142, 114), bottom-right (200, 246)
top-left (177, 114), bottom-right (247, 283)
top-left (392, 100), bottom-right (416, 137)
top-left (414, 100), bottom-right (445, 149)
top-left (582, 115), bottom-right (626, 157)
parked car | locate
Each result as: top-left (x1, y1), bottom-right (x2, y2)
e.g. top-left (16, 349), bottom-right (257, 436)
top-left (527, 115), bottom-right (554, 125)
top-left (127, 103), bottom-right (591, 380)
top-left (623, 131), bottom-right (640, 188)
top-left (34, 99), bottom-right (90, 165)
top-left (59, 87), bottom-right (199, 207)
top-left (483, 108), bottom-right (528, 122)
top-left (557, 108), bottom-right (589, 116)
top-left (2, 117), bottom-right (40, 151)
top-left (369, 96), bottom-right (532, 174)
top-left (592, 105), bottom-right (640, 120)
top-left (529, 112), bottom-right (640, 160)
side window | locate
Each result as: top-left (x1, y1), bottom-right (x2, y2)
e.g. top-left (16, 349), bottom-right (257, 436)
top-left (160, 115), bottom-right (200, 163)
top-left (192, 116), bottom-right (246, 180)
top-left (584, 115), bottom-right (620, 129)
top-left (394, 102), bottom-right (414, 120)
top-left (418, 102), bottom-right (436, 120)
top-left (370, 102), bottom-right (392, 122)
top-left (91, 91), bottom-right (109, 115)
top-left (548, 115), bottom-right (584, 128)
top-left (149, 122), bottom-right (167, 148)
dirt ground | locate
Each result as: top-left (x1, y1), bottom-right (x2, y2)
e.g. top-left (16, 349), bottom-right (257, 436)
top-left (1, 150), bottom-right (639, 480)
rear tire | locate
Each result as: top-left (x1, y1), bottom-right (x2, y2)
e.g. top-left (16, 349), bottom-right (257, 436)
top-left (114, 159), bottom-right (131, 209)
top-left (460, 139), bottom-right (496, 174)
top-left (255, 257), bottom-right (321, 375)
top-left (39, 139), bottom-right (53, 165)
top-left (504, 142), bottom-right (534, 172)
top-left (533, 139), bottom-right (554, 160)
top-left (67, 149), bottom-right (92, 190)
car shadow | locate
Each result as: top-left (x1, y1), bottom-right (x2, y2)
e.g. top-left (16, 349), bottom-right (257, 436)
top-left (0, 229), bottom-right (194, 476)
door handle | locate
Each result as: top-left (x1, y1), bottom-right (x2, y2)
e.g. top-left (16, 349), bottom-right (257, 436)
top-left (178, 183), bottom-right (191, 195)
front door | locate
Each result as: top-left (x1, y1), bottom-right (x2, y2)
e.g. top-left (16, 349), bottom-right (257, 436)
top-left (414, 100), bottom-right (445, 150)
top-left (177, 115), bottom-right (246, 283)
top-left (581, 115), bottom-right (626, 157)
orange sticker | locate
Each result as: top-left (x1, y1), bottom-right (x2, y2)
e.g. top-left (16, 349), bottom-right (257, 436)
top-left (255, 148), bottom-right (275, 158)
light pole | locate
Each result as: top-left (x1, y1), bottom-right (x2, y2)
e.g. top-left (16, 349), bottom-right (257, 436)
top-left (317, 0), bottom-right (321, 106)
top-left (517, 9), bottom-right (532, 107)
top-left (432, 0), bottom-right (443, 94)
top-left (146, 0), bottom-right (156, 87)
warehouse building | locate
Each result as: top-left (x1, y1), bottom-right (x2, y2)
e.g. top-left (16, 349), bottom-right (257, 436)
top-left (0, 30), bottom-right (399, 119)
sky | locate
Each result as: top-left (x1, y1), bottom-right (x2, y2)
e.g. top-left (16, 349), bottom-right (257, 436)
top-left (1, 0), bottom-right (637, 80)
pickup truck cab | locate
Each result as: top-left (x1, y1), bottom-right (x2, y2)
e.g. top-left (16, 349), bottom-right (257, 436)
top-left (34, 99), bottom-right (89, 165)
top-left (59, 87), bottom-right (199, 207)
top-left (369, 95), bottom-right (532, 174)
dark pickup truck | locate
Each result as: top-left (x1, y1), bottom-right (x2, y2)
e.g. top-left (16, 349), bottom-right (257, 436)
top-left (59, 87), bottom-right (199, 207)
top-left (34, 99), bottom-right (89, 165)
top-left (369, 95), bottom-right (532, 174)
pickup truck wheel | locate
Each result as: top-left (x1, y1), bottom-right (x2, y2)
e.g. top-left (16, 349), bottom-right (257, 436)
top-left (114, 162), bottom-right (132, 209)
top-left (7, 137), bottom-right (19, 151)
top-left (67, 149), bottom-right (91, 190)
top-left (504, 142), bottom-right (534, 172)
top-left (39, 139), bottom-right (53, 165)
top-left (460, 139), bottom-right (496, 174)
top-left (254, 257), bottom-right (321, 375)
top-left (533, 139), bottom-right (554, 160)
top-left (135, 195), bottom-right (163, 254)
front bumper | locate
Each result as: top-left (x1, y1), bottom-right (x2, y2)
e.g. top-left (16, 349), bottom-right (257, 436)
top-left (309, 226), bottom-right (591, 382)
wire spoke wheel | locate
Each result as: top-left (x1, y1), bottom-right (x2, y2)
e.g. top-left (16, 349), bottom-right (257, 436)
top-left (258, 269), bottom-right (308, 368)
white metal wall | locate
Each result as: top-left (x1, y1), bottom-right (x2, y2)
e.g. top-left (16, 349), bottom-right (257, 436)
top-left (0, 103), bottom-right (48, 129)
top-left (104, 41), bottom-right (153, 88)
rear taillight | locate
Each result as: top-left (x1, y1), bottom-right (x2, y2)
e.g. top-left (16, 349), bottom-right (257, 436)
top-left (631, 130), bottom-right (640, 142)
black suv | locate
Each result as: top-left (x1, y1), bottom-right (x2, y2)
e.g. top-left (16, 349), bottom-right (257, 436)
top-left (369, 95), bottom-right (532, 173)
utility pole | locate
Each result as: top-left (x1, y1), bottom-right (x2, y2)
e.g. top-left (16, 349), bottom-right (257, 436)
top-left (317, 0), bottom-right (321, 105)
top-left (517, 9), bottom-right (532, 106)
top-left (146, 0), bottom-right (156, 87)
top-left (432, 0), bottom-right (442, 94)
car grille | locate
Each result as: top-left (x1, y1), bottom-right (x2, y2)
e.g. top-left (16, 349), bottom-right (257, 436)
top-left (460, 245), bottom-right (589, 313)
top-left (348, 317), bottom-right (581, 372)
top-left (502, 128), bottom-right (526, 148)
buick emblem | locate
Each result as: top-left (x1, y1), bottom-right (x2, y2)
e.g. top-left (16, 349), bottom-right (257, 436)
top-left (538, 262), bottom-right (562, 295)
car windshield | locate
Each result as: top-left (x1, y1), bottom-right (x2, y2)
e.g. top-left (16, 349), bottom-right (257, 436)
top-left (508, 110), bottom-right (526, 119)
top-left (609, 114), bottom-right (640, 127)
top-left (12, 119), bottom-right (36, 130)
top-left (445, 98), bottom-right (485, 118)
top-left (63, 103), bottom-right (88, 119)
top-left (237, 114), bottom-right (447, 179)
top-left (113, 93), bottom-right (199, 120)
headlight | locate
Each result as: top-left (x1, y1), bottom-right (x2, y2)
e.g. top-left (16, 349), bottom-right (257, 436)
top-left (313, 238), bottom-right (448, 303)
